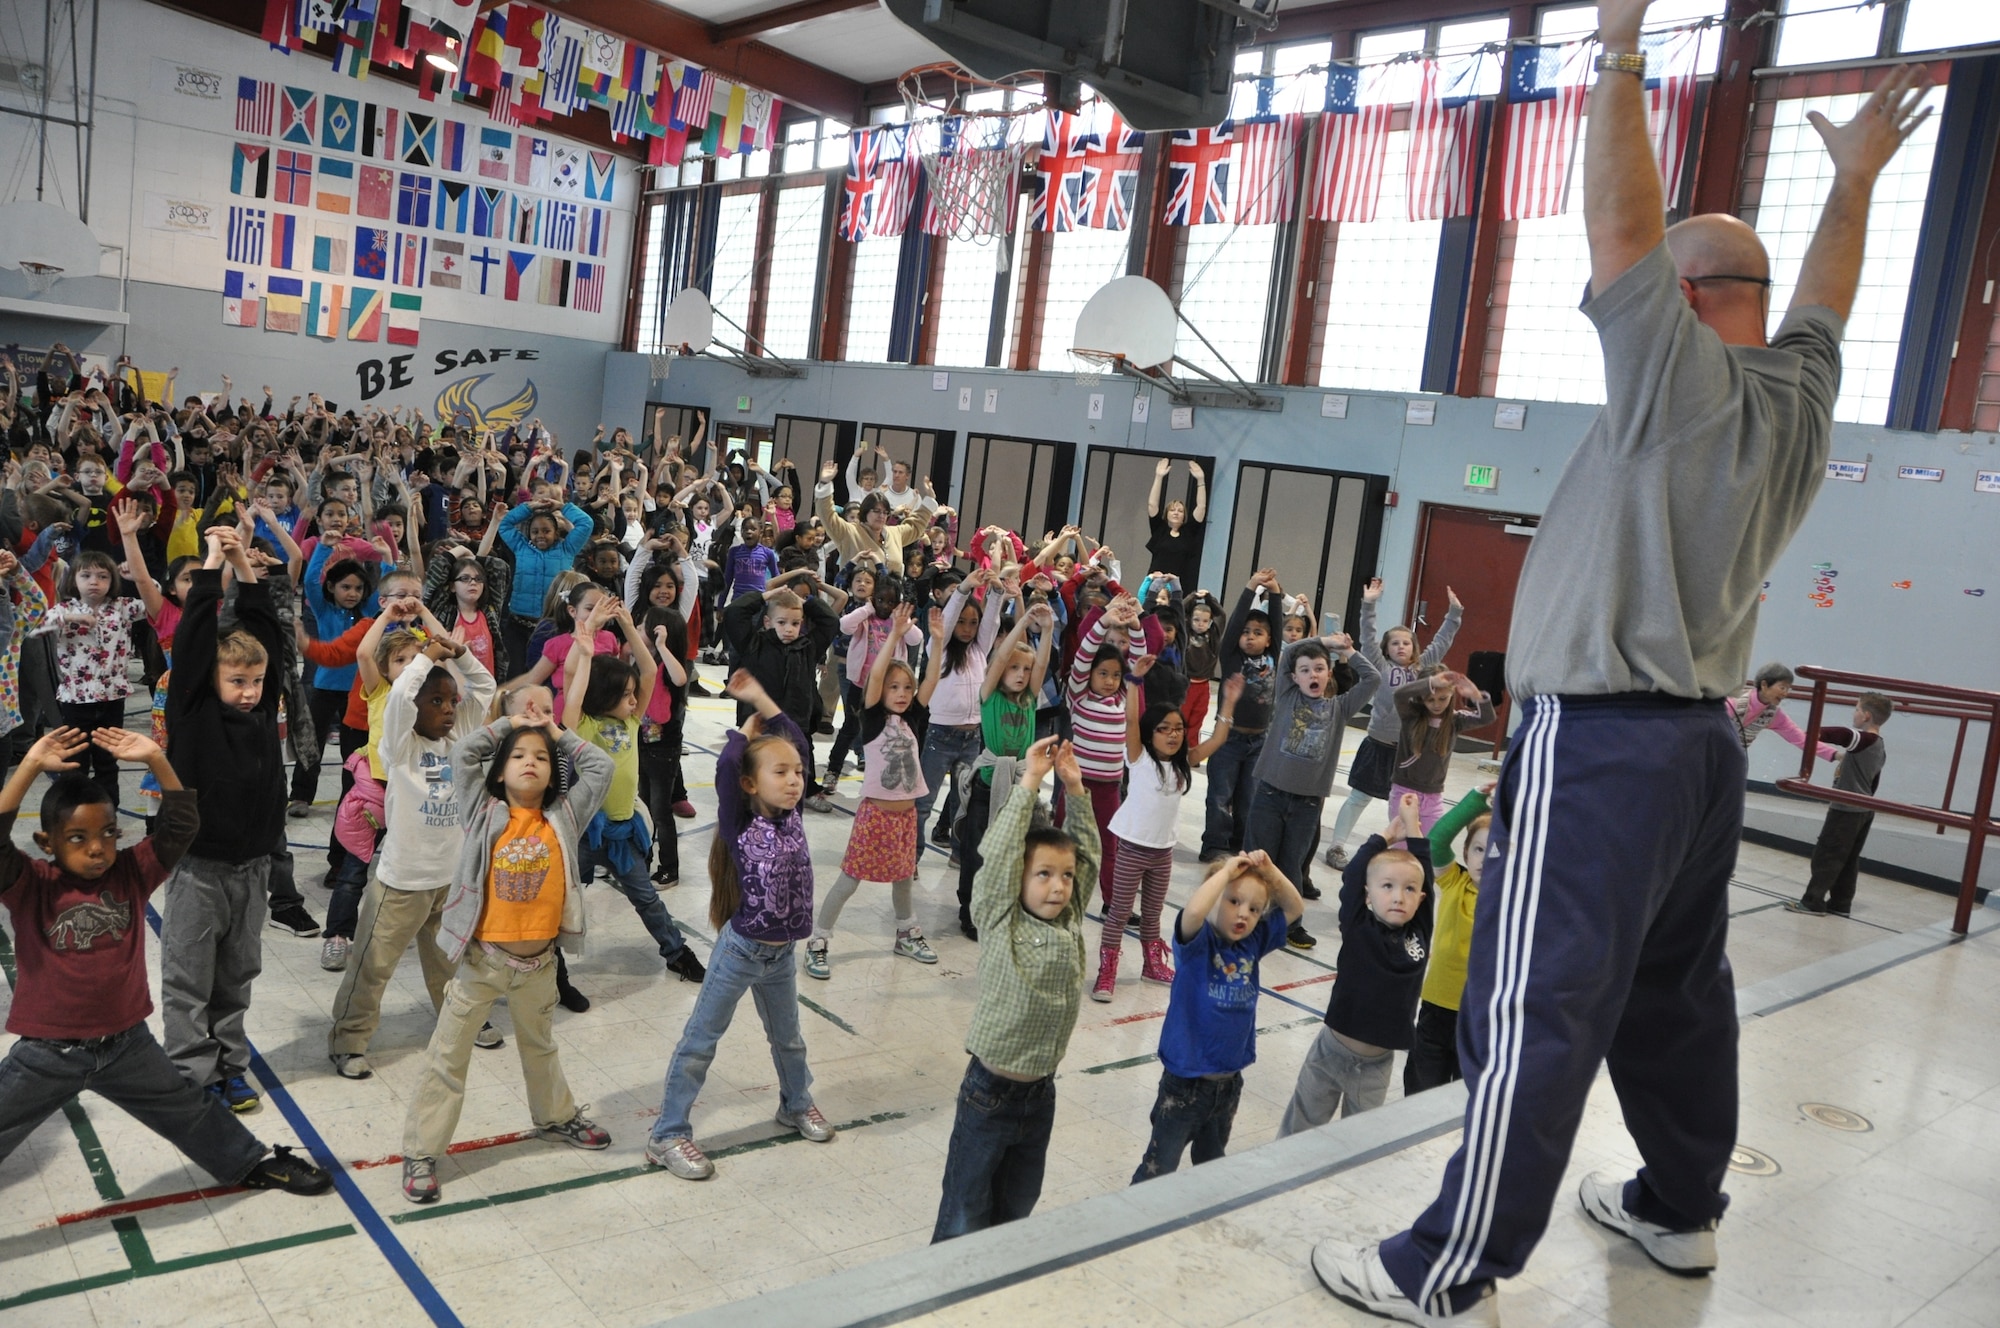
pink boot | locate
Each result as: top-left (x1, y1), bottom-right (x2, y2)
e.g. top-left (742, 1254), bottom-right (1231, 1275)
top-left (1090, 946), bottom-right (1119, 1003)
top-left (1141, 939), bottom-right (1175, 986)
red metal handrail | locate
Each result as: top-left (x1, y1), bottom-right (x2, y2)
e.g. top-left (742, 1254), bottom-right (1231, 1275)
top-left (1797, 685), bottom-right (1989, 833)
top-left (1777, 665), bottom-right (2000, 936)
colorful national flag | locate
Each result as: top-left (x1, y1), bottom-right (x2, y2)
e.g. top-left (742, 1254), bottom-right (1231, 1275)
top-left (395, 232), bottom-right (428, 286)
top-left (510, 195), bottom-right (540, 246)
top-left (358, 165), bottom-right (394, 218)
top-left (1408, 55), bottom-right (1486, 222)
top-left (346, 286), bottom-right (384, 341)
top-left (469, 244), bottom-right (501, 295)
top-left (1030, 111), bottom-right (1090, 233)
top-left (321, 94), bottom-right (358, 154)
top-left (474, 185), bottom-right (505, 237)
top-left (1231, 114), bottom-right (1302, 225)
top-left (1310, 66), bottom-right (1393, 223)
top-left (231, 144), bottom-right (270, 198)
top-left (355, 225), bottom-right (390, 280)
top-left (1501, 44), bottom-right (1588, 221)
top-left (1164, 125), bottom-right (1233, 225)
top-left (226, 206), bottom-right (266, 264)
top-left (538, 17), bottom-right (583, 118)
top-left (312, 221), bottom-right (349, 273)
top-left (222, 269), bottom-right (261, 327)
top-left (544, 200), bottom-right (577, 251)
top-left (387, 291), bottom-right (421, 345)
top-left (518, 135), bottom-right (549, 188)
top-left (504, 248), bottom-right (534, 300)
top-left (279, 87), bottom-right (317, 146)
top-left (549, 143), bottom-right (583, 196)
top-left (537, 255), bottom-right (569, 305)
top-left (265, 275), bottom-right (304, 333)
top-left (236, 78), bottom-right (275, 136)
top-left (436, 179), bottom-right (469, 232)
top-left (438, 119), bottom-right (467, 172)
top-left (306, 281), bottom-right (343, 338)
top-left (316, 158), bottom-right (354, 213)
top-left (672, 65), bottom-right (713, 130)
top-left (571, 260), bottom-right (605, 313)
top-left (274, 149), bottom-right (313, 206)
top-left (429, 237), bottom-right (464, 288)
top-left (583, 149), bottom-right (613, 200)
top-left (397, 172), bottom-right (433, 227)
top-left (362, 102), bottom-right (398, 159)
top-left (270, 211), bottom-right (299, 269)
top-left (577, 206), bottom-right (606, 257)
top-left (1081, 108), bottom-right (1142, 229)
top-left (1644, 28), bottom-right (1701, 204)
top-left (401, 113), bottom-right (438, 167)
top-left (840, 126), bottom-right (915, 241)
top-left (478, 126), bottom-right (513, 179)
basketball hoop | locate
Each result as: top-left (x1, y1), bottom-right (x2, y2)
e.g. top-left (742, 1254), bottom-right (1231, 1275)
top-left (1070, 348), bottom-right (1123, 386)
top-left (898, 61), bottom-right (1039, 243)
top-left (18, 261), bottom-right (62, 295)
top-left (921, 139), bottom-right (1029, 241)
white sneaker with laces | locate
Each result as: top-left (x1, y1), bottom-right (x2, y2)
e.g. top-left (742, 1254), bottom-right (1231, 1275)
top-left (894, 928), bottom-right (938, 964)
top-left (1311, 1241), bottom-right (1499, 1327)
top-left (319, 935), bottom-right (350, 971)
top-left (776, 1105), bottom-right (835, 1142)
top-left (646, 1135), bottom-right (714, 1180)
top-left (1578, 1171), bottom-right (1718, 1275)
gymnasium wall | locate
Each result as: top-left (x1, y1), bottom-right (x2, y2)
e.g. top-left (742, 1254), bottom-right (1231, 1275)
top-left (602, 352), bottom-right (2000, 818)
top-left (0, 0), bottom-right (627, 432)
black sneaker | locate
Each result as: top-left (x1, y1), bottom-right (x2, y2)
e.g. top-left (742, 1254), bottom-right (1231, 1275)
top-left (1299, 880), bottom-right (1323, 901)
top-left (557, 980), bottom-right (592, 1013)
top-left (1287, 921), bottom-right (1317, 951)
top-left (267, 905), bottom-right (322, 937)
top-left (667, 950), bottom-right (707, 984)
top-left (242, 1145), bottom-right (334, 1196)
top-left (1783, 900), bottom-right (1829, 916)
top-left (959, 915), bottom-right (979, 942)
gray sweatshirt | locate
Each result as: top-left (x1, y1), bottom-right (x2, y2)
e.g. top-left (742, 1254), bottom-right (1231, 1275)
top-left (1355, 597), bottom-right (1462, 746)
top-left (1252, 640), bottom-right (1379, 797)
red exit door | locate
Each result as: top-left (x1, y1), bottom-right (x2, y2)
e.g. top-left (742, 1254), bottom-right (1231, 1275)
top-left (1406, 503), bottom-right (1539, 679)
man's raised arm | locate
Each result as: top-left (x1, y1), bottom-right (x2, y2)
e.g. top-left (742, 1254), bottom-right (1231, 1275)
top-left (1790, 66), bottom-right (1932, 322)
top-left (1584, 0), bottom-right (1666, 295)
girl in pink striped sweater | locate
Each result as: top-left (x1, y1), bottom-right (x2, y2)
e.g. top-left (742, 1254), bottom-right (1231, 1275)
top-left (1066, 593), bottom-right (1149, 899)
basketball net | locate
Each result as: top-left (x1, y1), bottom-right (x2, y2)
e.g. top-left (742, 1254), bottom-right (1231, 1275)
top-left (1070, 348), bottom-right (1122, 387)
top-left (901, 62), bottom-right (1036, 243)
top-left (18, 261), bottom-right (62, 295)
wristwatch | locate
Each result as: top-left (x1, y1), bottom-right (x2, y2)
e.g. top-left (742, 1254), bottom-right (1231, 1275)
top-left (1595, 51), bottom-right (1648, 76)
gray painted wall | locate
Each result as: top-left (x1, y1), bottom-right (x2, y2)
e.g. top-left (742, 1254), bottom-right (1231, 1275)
top-left (602, 352), bottom-right (2000, 828)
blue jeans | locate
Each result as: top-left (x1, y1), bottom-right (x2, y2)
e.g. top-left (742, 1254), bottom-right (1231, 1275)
top-left (932, 1058), bottom-right (1057, 1242)
top-left (915, 724), bottom-right (984, 857)
top-left (581, 840), bottom-right (688, 962)
top-left (1199, 728), bottom-right (1266, 856)
top-left (1132, 1070), bottom-right (1242, 1183)
top-left (1244, 783), bottom-right (1325, 889)
top-left (650, 923), bottom-right (814, 1142)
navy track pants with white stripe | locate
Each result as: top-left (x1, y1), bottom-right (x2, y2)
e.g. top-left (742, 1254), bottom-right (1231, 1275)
top-left (1379, 694), bottom-right (1743, 1316)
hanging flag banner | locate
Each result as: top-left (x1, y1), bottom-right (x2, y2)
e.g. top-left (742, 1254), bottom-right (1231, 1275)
top-left (145, 193), bottom-right (224, 238)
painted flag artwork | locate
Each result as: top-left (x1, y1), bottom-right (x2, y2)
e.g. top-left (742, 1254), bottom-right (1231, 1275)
top-left (395, 232), bottom-right (428, 287)
top-left (279, 87), bottom-right (317, 146)
top-left (226, 206), bottom-right (266, 265)
top-left (269, 211), bottom-right (299, 270)
top-left (274, 149), bottom-right (313, 206)
top-left (545, 200), bottom-right (578, 251)
top-left (1231, 114), bottom-right (1303, 224)
top-left (517, 135), bottom-right (549, 188)
top-left (504, 249), bottom-right (534, 301)
top-left (222, 269), bottom-right (260, 327)
top-left (354, 225), bottom-right (390, 280)
top-left (388, 291), bottom-right (421, 346)
top-left (549, 143), bottom-right (584, 197)
top-left (305, 282), bottom-right (343, 339)
top-left (1407, 54), bottom-right (1486, 222)
top-left (1310, 65), bottom-right (1393, 223)
top-left (358, 166), bottom-right (394, 219)
top-left (469, 244), bottom-right (501, 295)
top-left (402, 113), bottom-right (438, 167)
top-left (312, 221), bottom-right (349, 273)
top-left (316, 158), bottom-right (354, 213)
top-left (235, 78), bottom-right (274, 136)
top-left (436, 179), bottom-right (470, 233)
top-left (474, 186), bottom-right (505, 237)
top-left (570, 260), bottom-right (605, 313)
top-left (346, 286), bottom-right (384, 341)
top-left (538, 256), bottom-right (570, 306)
top-left (479, 126), bottom-right (514, 179)
top-left (321, 94), bottom-right (358, 154)
top-left (1501, 43), bottom-right (1588, 221)
top-left (1030, 111), bottom-right (1090, 233)
top-left (438, 120), bottom-right (467, 172)
top-left (1164, 125), bottom-right (1233, 225)
top-left (397, 172), bottom-right (433, 227)
top-left (265, 275), bottom-right (304, 333)
top-left (577, 206), bottom-right (606, 257)
top-left (583, 150), bottom-right (614, 201)
top-left (231, 144), bottom-right (270, 198)
top-left (511, 196), bottom-right (540, 246)
top-left (362, 103), bottom-right (399, 159)
top-left (429, 238), bottom-right (465, 289)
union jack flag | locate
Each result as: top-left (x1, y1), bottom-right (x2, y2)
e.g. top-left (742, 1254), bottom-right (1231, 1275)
top-left (1163, 125), bottom-right (1233, 226)
top-left (839, 126), bottom-right (915, 241)
top-left (1030, 110), bottom-right (1092, 232)
top-left (1080, 109), bottom-right (1143, 230)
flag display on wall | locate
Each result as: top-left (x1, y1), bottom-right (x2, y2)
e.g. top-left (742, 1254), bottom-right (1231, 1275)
top-left (504, 249), bottom-right (534, 300)
top-left (265, 276), bottom-right (304, 332)
top-left (347, 286), bottom-right (383, 340)
top-left (269, 212), bottom-right (299, 270)
top-left (322, 94), bottom-right (358, 154)
top-left (397, 172), bottom-right (433, 227)
top-left (305, 281), bottom-right (343, 338)
top-left (223, 269), bottom-right (261, 325)
top-left (226, 206), bottom-right (266, 264)
top-left (1164, 126), bottom-right (1233, 225)
top-left (571, 261), bottom-right (604, 312)
top-left (470, 244), bottom-right (501, 294)
top-left (316, 158), bottom-right (353, 213)
top-left (278, 87), bottom-right (317, 145)
top-left (479, 127), bottom-right (513, 179)
top-left (236, 78), bottom-right (274, 136)
top-left (583, 151), bottom-right (614, 200)
top-left (396, 232), bottom-right (428, 287)
top-left (358, 166), bottom-right (393, 219)
top-left (430, 238), bottom-right (465, 289)
top-left (274, 150), bottom-right (313, 206)
top-left (387, 291), bottom-right (421, 345)
top-left (312, 220), bottom-right (349, 273)
top-left (231, 144), bottom-right (270, 198)
top-left (355, 226), bottom-right (389, 280)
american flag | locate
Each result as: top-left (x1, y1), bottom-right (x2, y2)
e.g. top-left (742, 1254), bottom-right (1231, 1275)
top-left (1644, 29), bottom-right (1701, 204)
top-left (1408, 55), bottom-right (1486, 221)
top-left (839, 126), bottom-right (914, 240)
top-left (1232, 113), bottom-right (1303, 225)
top-left (674, 67), bottom-right (715, 132)
top-left (1030, 110), bottom-right (1092, 232)
top-left (1310, 66), bottom-right (1392, 222)
top-left (236, 78), bottom-right (275, 136)
top-left (1501, 44), bottom-right (1587, 221)
top-left (1081, 108), bottom-right (1143, 230)
top-left (1163, 125), bottom-right (1233, 226)
top-left (572, 261), bottom-right (606, 313)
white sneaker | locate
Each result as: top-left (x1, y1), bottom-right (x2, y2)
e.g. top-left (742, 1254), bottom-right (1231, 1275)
top-left (1310, 1241), bottom-right (1499, 1327)
top-left (1578, 1172), bottom-right (1718, 1275)
top-left (319, 935), bottom-right (350, 971)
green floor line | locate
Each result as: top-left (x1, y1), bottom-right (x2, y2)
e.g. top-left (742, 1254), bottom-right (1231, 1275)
top-left (59, 1098), bottom-right (155, 1272)
top-left (796, 995), bottom-right (858, 1036)
top-left (392, 1111), bottom-right (908, 1226)
top-left (0, 1223), bottom-right (356, 1312)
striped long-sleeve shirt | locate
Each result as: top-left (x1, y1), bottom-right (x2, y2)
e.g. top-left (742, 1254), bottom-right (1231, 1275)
top-left (1066, 615), bottom-right (1146, 783)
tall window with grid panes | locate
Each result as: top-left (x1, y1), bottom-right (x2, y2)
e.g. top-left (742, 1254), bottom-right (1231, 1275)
top-left (705, 190), bottom-right (762, 346)
top-left (929, 89), bottom-right (1031, 369)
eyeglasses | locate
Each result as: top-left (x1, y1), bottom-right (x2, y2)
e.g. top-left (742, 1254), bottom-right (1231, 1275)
top-left (454, 575), bottom-right (484, 585)
top-left (1683, 274), bottom-right (1772, 287)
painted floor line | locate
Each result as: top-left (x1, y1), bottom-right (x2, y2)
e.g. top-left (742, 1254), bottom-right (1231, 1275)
top-left (348, 1128), bottom-right (542, 1172)
top-left (0, 1222), bottom-right (358, 1313)
top-left (48, 1181), bottom-right (249, 1228)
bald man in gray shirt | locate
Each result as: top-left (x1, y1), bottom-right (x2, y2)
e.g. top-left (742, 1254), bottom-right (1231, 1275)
top-left (1311, 2), bottom-right (1936, 1322)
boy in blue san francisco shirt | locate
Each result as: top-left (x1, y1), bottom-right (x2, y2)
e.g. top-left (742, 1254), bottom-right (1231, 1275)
top-left (1132, 849), bottom-right (1304, 1182)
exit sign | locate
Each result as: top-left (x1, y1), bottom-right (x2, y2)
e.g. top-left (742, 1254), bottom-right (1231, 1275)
top-left (736, 394), bottom-right (751, 411)
top-left (1465, 464), bottom-right (1499, 490)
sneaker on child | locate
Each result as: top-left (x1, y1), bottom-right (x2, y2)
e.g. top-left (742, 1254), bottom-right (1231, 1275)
top-left (267, 905), bottom-right (321, 937)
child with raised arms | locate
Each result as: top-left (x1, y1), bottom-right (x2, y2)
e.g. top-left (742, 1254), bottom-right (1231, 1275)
top-left (954, 602), bottom-right (1055, 940)
top-left (1404, 784), bottom-right (1492, 1094)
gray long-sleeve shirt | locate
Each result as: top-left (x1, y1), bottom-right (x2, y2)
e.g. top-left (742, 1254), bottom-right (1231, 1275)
top-left (1355, 597), bottom-right (1461, 745)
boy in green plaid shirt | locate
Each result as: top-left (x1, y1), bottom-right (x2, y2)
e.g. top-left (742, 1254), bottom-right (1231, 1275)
top-left (932, 736), bottom-right (1099, 1242)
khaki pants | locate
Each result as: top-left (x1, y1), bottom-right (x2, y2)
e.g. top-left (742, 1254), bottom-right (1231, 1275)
top-left (402, 945), bottom-right (577, 1159)
top-left (327, 882), bottom-right (453, 1057)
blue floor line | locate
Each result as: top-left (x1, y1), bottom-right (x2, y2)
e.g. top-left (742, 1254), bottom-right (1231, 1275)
top-left (143, 904), bottom-right (462, 1328)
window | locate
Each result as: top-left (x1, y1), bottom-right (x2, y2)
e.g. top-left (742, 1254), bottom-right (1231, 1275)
top-left (1230, 47), bottom-right (1266, 119)
top-left (1270, 41), bottom-right (1332, 116)
top-left (1177, 224), bottom-right (1281, 381)
top-left (844, 233), bottom-right (902, 361)
top-left (1492, 184), bottom-right (1603, 405)
top-left (762, 183), bottom-right (826, 358)
top-left (1539, 3), bottom-right (1728, 75)
top-left (1037, 225), bottom-right (1134, 370)
top-left (1753, 88), bottom-right (1944, 424)
top-left (1317, 130), bottom-right (1443, 392)
top-left (634, 198), bottom-right (669, 353)
top-left (707, 191), bottom-right (761, 344)
top-left (933, 232), bottom-right (1006, 367)
top-left (1775, 0), bottom-right (1882, 66)
top-left (1901, 0), bottom-right (2000, 53)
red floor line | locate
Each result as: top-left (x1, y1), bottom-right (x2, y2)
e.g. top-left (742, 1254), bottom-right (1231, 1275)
top-left (1107, 1010), bottom-right (1168, 1026)
top-left (49, 1184), bottom-right (248, 1228)
top-left (1271, 974), bottom-right (1338, 991)
top-left (348, 1129), bottom-right (540, 1171)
